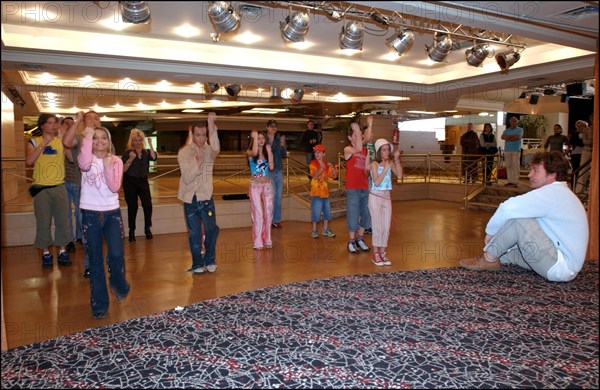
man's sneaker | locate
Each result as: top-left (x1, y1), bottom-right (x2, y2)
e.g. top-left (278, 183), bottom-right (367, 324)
top-left (206, 264), bottom-right (218, 273)
top-left (93, 311), bottom-right (107, 320)
top-left (311, 229), bottom-right (318, 239)
top-left (187, 266), bottom-right (206, 274)
top-left (347, 241), bottom-right (359, 254)
top-left (356, 239), bottom-right (370, 252)
top-left (66, 241), bottom-right (76, 253)
top-left (380, 252), bottom-right (392, 266)
top-left (57, 251), bottom-right (71, 266)
top-left (372, 253), bottom-right (386, 266)
top-left (42, 253), bottom-right (53, 267)
top-left (364, 228), bottom-right (372, 234)
top-left (323, 229), bottom-right (336, 238)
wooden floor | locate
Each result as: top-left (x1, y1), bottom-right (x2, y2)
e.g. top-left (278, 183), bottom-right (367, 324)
top-left (1, 199), bottom-right (494, 350)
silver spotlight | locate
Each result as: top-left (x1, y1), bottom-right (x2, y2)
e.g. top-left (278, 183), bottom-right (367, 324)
top-left (280, 11), bottom-right (310, 43)
top-left (465, 43), bottom-right (490, 67)
top-left (208, 1), bottom-right (240, 34)
top-left (386, 30), bottom-right (415, 57)
top-left (496, 51), bottom-right (521, 74)
top-left (426, 32), bottom-right (452, 62)
top-left (120, 1), bottom-right (151, 24)
top-left (225, 84), bottom-right (241, 97)
top-left (205, 83), bottom-right (220, 94)
top-left (290, 89), bottom-right (304, 103)
top-left (340, 21), bottom-right (364, 50)
top-left (270, 87), bottom-right (281, 99)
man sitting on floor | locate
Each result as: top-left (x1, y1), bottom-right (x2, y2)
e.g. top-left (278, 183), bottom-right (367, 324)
top-left (460, 151), bottom-right (588, 282)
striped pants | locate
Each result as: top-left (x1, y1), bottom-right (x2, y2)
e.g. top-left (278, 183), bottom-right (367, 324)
top-left (249, 180), bottom-right (273, 248)
top-left (368, 190), bottom-right (392, 248)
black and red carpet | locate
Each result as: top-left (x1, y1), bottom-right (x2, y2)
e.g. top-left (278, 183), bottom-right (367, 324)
top-left (2, 262), bottom-right (598, 388)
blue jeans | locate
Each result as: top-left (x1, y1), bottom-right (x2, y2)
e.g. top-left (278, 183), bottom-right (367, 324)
top-left (82, 208), bottom-right (130, 317)
top-left (311, 197), bottom-right (331, 222)
top-left (184, 196), bottom-right (219, 270)
top-left (346, 189), bottom-right (371, 232)
top-left (271, 170), bottom-right (284, 224)
top-left (65, 180), bottom-right (82, 241)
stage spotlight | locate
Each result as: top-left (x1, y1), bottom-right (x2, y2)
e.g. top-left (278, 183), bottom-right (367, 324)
top-left (340, 21), bottom-right (364, 50)
top-left (519, 92), bottom-right (527, 99)
top-left (386, 30), bottom-right (415, 57)
top-left (496, 50), bottom-right (520, 74)
top-left (560, 94), bottom-right (569, 103)
top-left (280, 11), bottom-right (309, 42)
top-left (225, 84), bottom-right (241, 97)
top-left (529, 95), bottom-right (539, 105)
top-left (270, 87), bottom-right (281, 99)
top-left (426, 32), bottom-right (452, 62)
top-left (205, 83), bottom-right (220, 94)
top-left (208, 1), bottom-right (240, 34)
top-left (290, 89), bottom-right (304, 103)
top-left (465, 43), bottom-right (490, 67)
top-left (120, 1), bottom-right (151, 24)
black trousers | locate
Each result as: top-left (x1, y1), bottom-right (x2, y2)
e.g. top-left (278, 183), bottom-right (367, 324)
top-left (123, 175), bottom-right (153, 231)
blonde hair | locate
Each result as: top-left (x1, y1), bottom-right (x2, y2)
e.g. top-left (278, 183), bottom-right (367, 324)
top-left (94, 126), bottom-right (116, 154)
top-left (127, 128), bottom-right (146, 150)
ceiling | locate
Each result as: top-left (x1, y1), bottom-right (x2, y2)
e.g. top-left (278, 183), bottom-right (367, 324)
top-left (1, 1), bottom-right (598, 126)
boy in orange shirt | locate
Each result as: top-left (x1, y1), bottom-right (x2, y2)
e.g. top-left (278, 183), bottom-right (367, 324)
top-left (310, 144), bottom-right (337, 238)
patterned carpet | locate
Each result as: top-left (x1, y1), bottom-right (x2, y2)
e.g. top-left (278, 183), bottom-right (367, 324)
top-left (2, 262), bottom-right (598, 388)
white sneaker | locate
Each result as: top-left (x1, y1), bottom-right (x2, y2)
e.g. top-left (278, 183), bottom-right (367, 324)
top-left (347, 241), bottom-right (359, 254)
top-left (189, 266), bottom-right (206, 274)
top-left (372, 253), bottom-right (385, 267)
top-left (206, 264), bottom-right (217, 273)
top-left (356, 239), bottom-right (370, 252)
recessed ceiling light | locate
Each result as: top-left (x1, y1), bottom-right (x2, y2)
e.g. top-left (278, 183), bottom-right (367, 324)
top-left (174, 24), bottom-right (201, 38)
top-left (182, 109), bottom-right (204, 113)
top-left (233, 31), bottom-right (263, 44)
top-left (478, 112), bottom-right (489, 116)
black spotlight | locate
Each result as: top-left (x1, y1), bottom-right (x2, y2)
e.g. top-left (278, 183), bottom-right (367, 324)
top-left (560, 94), bottom-right (569, 103)
top-left (543, 89), bottom-right (556, 95)
top-left (529, 95), bottom-right (539, 105)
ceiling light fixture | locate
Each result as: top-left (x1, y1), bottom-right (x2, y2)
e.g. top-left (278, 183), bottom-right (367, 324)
top-left (208, 1), bottom-right (240, 38)
top-left (205, 82), bottom-right (220, 94)
top-left (496, 50), bottom-right (521, 74)
top-left (426, 32), bottom-right (452, 62)
top-left (465, 43), bottom-right (490, 67)
top-left (225, 84), bottom-right (241, 97)
top-left (280, 11), bottom-right (310, 43)
top-left (119, 1), bottom-right (151, 24)
top-left (340, 21), bottom-right (364, 50)
top-left (386, 29), bottom-right (414, 57)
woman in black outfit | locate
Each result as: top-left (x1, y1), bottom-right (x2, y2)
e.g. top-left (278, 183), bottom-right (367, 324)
top-left (122, 129), bottom-right (157, 241)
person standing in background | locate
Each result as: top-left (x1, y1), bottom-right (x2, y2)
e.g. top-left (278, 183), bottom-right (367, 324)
top-left (265, 119), bottom-right (287, 229)
top-left (460, 122), bottom-right (480, 183)
top-left (61, 116), bottom-right (80, 254)
top-left (543, 124), bottom-right (569, 153)
top-left (122, 129), bottom-right (157, 241)
top-left (501, 116), bottom-right (523, 188)
top-left (300, 120), bottom-right (322, 180)
top-left (309, 144), bottom-right (337, 239)
top-left (479, 123), bottom-right (498, 184)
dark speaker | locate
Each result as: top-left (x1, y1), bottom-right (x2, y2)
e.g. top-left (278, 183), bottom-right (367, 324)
top-left (529, 95), bottom-right (539, 105)
top-left (566, 83), bottom-right (583, 96)
top-left (560, 94), bottom-right (569, 103)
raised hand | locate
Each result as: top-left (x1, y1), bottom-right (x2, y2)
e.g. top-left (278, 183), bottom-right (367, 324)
top-left (82, 126), bottom-right (95, 139)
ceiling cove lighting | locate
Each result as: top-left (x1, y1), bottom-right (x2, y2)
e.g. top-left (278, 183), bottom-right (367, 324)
top-left (280, 11), bottom-right (310, 43)
top-left (465, 43), bottom-right (490, 67)
top-left (426, 32), bottom-right (452, 62)
top-left (119, 1), bottom-right (151, 24)
top-left (340, 21), bottom-right (364, 50)
top-left (496, 50), bottom-right (521, 74)
top-left (208, 1), bottom-right (240, 35)
top-left (386, 29), bottom-right (415, 57)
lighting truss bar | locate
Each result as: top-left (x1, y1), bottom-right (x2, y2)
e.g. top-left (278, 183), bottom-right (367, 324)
top-left (244, 1), bottom-right (526, 49)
